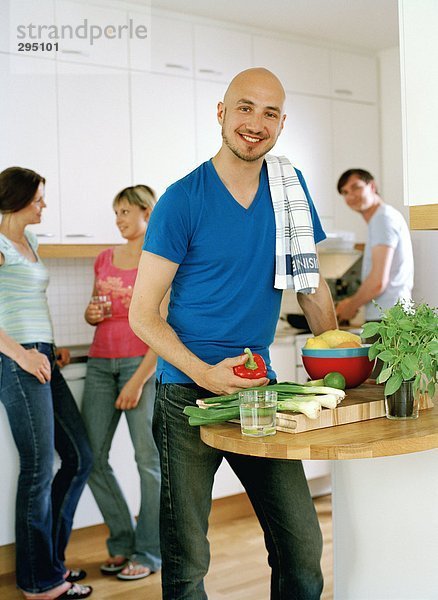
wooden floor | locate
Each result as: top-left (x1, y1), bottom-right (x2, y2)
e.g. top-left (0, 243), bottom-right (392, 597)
top-left (0, 494), bottom-right (332, 599)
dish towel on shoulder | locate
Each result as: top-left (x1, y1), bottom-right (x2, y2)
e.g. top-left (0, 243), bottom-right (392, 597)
top-left (266, 154), bottom-right (320, 293)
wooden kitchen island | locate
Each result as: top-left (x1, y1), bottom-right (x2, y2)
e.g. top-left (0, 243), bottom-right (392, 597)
top-left (201, 386), bottom-right (438, 599)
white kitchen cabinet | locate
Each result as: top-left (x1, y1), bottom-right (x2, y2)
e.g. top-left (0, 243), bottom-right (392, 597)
top-left (55, 0), bottom-right (130, 69)
top-left (56, 62), bottom-right (129, 243)
top-left (253, 35), bottom-right (331, 97)
top-left (147, 15), bottom-right (193, 77)
top-left (0, 54), bottom-right (61, 242)
top-left (294, 332), bottom-right (313, 384)
top-left (131, 72), bottom-right (197, 199)
top-left (127, 9), bottom-right (151, 72)
top-left (330, 50), bottom-right (378, 103)
top-left (399, 0), bottom-right (438, 212)
top-left (194, 79), bottom-right (227, 164)
top-left (270, 337), bottom-right (296, 381)
top-left (129, 11), bottom-right (193, 76)
top-left (194, 24), bottom-right (252, 83)
top-left (332, 100), bottom-right (380, 242)
top-left (274, 93), bottom-right (333, 218)
top-left (63, 363), bottom-right (143, 529)
top-left (0, 0), bottom-right (55, 55)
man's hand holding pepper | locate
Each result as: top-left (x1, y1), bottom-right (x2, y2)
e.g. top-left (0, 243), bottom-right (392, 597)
top-left (195, 353), bottom-right (269, 396)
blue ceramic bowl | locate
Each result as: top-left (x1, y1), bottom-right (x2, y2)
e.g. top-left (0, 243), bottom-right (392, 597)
top-left (301, 345), bottom-right (371, 358)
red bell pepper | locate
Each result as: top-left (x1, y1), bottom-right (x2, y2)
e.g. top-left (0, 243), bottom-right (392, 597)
top-left (233, 347), bottom-right (267, 379)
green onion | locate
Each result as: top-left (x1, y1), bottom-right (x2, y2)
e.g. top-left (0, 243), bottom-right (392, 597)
top-left (277, 397), bottom-right (322, 419)
top-left (201, 382), bottom-right (345, 404)
top-left (184, 381), bottom-right (346, 426)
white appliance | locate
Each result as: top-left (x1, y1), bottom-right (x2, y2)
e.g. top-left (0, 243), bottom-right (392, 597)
top-left (62, 362), bottom-right (142, 529)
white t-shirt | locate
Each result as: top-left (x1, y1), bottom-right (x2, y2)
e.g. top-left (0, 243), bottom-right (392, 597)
top-left (362, 204), bottom-right (414, 320)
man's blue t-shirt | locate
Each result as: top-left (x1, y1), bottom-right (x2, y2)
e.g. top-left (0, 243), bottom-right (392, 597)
top-left (144, 159), bottom-right (325, 383)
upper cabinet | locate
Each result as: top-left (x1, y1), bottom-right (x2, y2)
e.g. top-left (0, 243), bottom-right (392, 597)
top-left (0, 0), bottom-right (56, 55)
top-left (194, 24), bottom-right (252, 83)
top-left (253, 36), bottom-right (331, 97)
top-left (273, 94), bottom-right (333, 219)
top-left (148, 16), bottom-right (193, 76)
top-left (399, 0), bottom-right (438, 229)
top-left (131, 71), bottom-right (197, 198)
top-left (330, 51), bottom-right (378, 103)
top-left (194, 80), bottom-right (226, 163)
top-left (332, 101), bottom-right (380, 242)
top-left (127, 9), bottom-right (151, 72)
top-left (56, 62), bottom-right (130, 244)
top-left (55, 0), bottom-right (130, 68)
top-left (0, 54), bottom-right (61, 243)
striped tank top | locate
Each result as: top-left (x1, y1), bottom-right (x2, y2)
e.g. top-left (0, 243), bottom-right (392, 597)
top-left (0, 230), bottom-right (54, 344)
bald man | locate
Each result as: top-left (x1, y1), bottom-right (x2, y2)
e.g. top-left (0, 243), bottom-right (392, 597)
top-left (129, 68), bottom-right (334, 599)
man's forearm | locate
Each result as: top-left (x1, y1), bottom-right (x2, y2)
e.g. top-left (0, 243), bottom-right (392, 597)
top-left (129, 311), bottom-right (209, 384)
top-left (348, 276), bottom-right (387, 312)
top-left (297, 277), bottom-right (337, 335)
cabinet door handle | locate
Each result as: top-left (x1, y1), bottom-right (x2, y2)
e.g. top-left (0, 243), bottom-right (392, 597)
top-left (334, 89), bottom-right (353, 96)
top-left (61, 49), bottom-right (90, 57)
top-left (198, 68), bottom-right (222, 76)
top-left (36, 233), bottom-right (55, 238)
top-left (65, 234), bottom-right (94, 238)
top-left (165, 63), bottom-right (190, 71)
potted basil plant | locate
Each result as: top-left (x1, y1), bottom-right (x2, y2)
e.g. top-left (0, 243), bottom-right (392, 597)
top-left (362, 299), bottom-right (438, 419)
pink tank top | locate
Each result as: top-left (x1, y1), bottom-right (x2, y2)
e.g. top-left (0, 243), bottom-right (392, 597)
top-left (88, 248), bottom-right (148, 359)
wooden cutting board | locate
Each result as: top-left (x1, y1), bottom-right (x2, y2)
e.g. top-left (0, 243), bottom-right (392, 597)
top-left (275, 384), bottom-right (434, 434)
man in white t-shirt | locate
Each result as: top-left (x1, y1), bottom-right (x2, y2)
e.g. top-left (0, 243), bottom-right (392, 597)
top-left (335, 168), bottom-right (414, 323)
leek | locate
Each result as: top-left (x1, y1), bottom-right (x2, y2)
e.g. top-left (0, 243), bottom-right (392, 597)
top-left (184, 381), bottom-right (346, 426)
top-left (277, 397), bottom-right (321, 419)
top-left (201, 383), bottom-right (345, 405)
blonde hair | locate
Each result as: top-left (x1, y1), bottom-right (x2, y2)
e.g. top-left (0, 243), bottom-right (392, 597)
top-left (112, 184), bottom-right (156, 212)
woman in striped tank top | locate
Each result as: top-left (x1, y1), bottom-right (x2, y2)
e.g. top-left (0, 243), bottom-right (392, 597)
top-left (0, 167), bottom-right (93, 600)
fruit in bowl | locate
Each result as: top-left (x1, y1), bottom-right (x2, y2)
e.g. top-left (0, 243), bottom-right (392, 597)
top-left (301, 345), bottom-right (374, 388)
top-left (304, 329), bottom-right (362, 349)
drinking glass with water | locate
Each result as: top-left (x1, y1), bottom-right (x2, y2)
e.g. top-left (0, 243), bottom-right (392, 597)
top-left (239, 389), bottom-right (277, 437)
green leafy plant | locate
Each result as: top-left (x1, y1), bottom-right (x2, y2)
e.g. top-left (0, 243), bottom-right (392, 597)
top-left (362, 300), bottom-right (438, 397)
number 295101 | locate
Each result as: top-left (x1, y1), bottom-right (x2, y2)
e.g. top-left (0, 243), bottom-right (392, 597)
top-left (18, 42), bottom-right (59, 52)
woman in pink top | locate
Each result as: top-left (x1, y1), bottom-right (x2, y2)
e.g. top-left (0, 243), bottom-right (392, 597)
top-left (81, 185), bottom-right (161, 580)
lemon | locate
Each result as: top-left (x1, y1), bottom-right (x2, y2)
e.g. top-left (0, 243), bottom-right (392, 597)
top-left (304, 337), bottom-right (330, 349)
top-left (319, 329), bottom-right (362, 348)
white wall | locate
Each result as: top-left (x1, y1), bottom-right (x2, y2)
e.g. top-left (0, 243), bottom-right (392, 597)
top-left (379, 46), bottom-right (438, 306)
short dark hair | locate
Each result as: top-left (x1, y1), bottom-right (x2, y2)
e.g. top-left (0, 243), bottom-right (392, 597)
top-left (0, 166), bottom-right (45, 214)
top-left (337, 169), bottom-right (376, 194)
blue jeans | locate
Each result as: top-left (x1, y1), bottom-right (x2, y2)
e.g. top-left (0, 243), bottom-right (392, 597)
top-left (0, 343), bottom-right (93, 594)
top-left (153, 382), bottom-right (324, 600)
top-left (81, 357), bottom-right (161, 571)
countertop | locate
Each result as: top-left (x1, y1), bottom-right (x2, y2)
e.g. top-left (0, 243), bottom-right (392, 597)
top-left (200, 385), bottom-right (438, 460)
top-left (63, 344), bottom-right (90, 363)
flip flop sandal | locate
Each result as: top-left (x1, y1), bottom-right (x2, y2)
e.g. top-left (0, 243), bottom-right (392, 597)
top-left (100, 558), bottom-right (129, 575)
top-left (116, 562), bottom-right (152, 581)
top-left (65, 570), bottom-right (87, 583)
top-left (57, 584), bottom-right (93, 599)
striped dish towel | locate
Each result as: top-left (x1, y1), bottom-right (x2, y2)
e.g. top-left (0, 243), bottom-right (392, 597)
top-left (266, 154), bottom-right (320, 293)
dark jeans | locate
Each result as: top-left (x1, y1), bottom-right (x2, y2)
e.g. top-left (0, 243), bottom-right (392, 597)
top-left (0, 343), bottom-right (93, 594)
top-left (153, 382), bottom-right (323, 600)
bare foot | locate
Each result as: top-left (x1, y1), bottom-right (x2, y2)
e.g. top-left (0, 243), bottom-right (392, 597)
top-left (117, 561), bottom-right (152, 580)
top-left (22, 581), bottom-right (71, 599)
